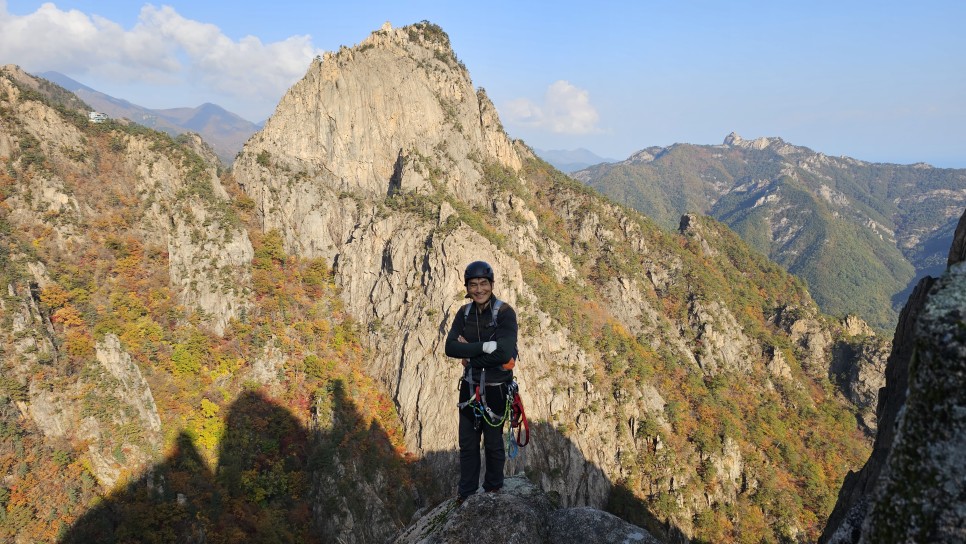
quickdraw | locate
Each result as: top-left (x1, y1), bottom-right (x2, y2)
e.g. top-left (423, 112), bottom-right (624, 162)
top-left (506, 380), bottom-right (530, 449)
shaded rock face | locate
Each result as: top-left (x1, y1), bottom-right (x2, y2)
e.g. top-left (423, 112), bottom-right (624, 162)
top-left (393, 476), bottom-right (660, 544)
top-left (823, 207), bottom-right (966, 543)
top-left (859, 250), bottom-right (966, 542)
top-left (830, 332), bottom-right (889, 435)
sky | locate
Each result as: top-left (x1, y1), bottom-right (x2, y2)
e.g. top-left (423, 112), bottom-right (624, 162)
top-left (1, 1), bottom-right (965, 167)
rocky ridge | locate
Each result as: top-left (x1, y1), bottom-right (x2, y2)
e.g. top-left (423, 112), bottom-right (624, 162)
top-left (0, 64), bottom-right (252, 336)
top-left (0, 63), bottom-right (253, 490)
top-left (822, 208), bottom-right (966, 543)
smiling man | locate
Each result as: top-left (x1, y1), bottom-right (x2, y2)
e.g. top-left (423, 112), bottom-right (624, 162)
top-left (444, 260), bottom-right (519, 504)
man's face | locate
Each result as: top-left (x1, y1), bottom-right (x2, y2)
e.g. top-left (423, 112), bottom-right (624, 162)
top-left (466, 278), bottom-right (492, 305)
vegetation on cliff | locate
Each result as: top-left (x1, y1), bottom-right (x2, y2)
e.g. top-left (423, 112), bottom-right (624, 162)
top-left (0, 68), bottom-right (417, 542)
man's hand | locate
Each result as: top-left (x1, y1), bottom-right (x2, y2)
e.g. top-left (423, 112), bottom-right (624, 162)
top-left (482, 341), bottom-right (497, 354)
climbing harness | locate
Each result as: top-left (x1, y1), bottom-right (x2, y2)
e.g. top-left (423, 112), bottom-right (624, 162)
top-left (457, 369), bottom-right (509, 428)
top-left (455, 295), bottom-right (530, 450)
top-left (457, 369), bottom-right (531, 454)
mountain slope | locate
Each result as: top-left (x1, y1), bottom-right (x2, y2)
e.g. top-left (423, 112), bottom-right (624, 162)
top-left (231, 23), bottom-right (887, 542)
top-left (37, 71), bottom-right (259, 164)
top-left (574, 133), bottom-right (966, 331)
top-left (0, 64), bottom-right (418, 543)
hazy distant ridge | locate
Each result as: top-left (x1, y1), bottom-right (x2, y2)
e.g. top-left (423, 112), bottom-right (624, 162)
top-left (535, 147), bottom-right (616, 172)
top-left (38, 71), bottom-right (259, 164)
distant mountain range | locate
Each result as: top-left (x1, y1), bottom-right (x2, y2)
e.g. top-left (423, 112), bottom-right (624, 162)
top-left (574, 133), bottom-right (966, 330)
top-left (38, 71), bottom-right (259, 164)
top-left (533, 147), bottom-right (616, 172)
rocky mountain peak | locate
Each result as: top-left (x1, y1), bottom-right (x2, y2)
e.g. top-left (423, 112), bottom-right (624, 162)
top-left (723, 131), bottom-right (743, 146)
top-left (2, 63), bottom-right (34, 88)
top-left (723, 132), bottom-right (791, 152)
top-left (236, 20), bottom-right (521, 202)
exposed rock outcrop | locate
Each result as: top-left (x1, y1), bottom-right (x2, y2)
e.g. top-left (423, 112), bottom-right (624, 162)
top-left (830, 320), bottom-right (889, 435)
top-left (0, 64), bottom-right (253, 335)
top-left (394, 476), bottom-right (660, 544)
top-left (822, 207), bottom-right (966, 543)
top-left (0, 64), bottom-right (250, 493)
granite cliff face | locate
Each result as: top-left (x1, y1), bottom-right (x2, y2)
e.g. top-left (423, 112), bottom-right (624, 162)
top-left (823, 208), bottom-right (966, 543)
top-left (232, 22), bottom-right (887, 542)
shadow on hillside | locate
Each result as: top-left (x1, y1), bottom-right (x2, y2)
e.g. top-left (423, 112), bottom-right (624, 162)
top-left (59, 385), bottom-right (417, 544)
top-left (61, 388), bottom-right (687, 543)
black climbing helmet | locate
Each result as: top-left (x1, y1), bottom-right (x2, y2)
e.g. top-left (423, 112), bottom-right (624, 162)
top-left (464, 261), bottom-right (494, 285)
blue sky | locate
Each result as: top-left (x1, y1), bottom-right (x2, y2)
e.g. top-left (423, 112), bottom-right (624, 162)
top-left (2, 1), bottom-right (965, 167)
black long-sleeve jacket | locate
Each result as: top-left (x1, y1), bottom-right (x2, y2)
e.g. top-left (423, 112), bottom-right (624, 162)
top-left (444, 297), bottom-right (517, 384)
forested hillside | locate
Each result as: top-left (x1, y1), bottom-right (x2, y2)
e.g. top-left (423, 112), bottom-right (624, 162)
top-left (574, 134), bottom-right (966, 330)
top-left (0, 65), bottom-right (418, 543)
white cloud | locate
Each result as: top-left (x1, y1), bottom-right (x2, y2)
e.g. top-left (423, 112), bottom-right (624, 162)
top-left (503, 80), bottom-right (600, 134)
top-left (139, 6), bottom-right (317, 101)
top-left (0, 2), bottom-right (320, 118)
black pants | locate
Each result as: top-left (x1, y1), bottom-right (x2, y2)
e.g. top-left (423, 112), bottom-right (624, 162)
top-left (457, 380), bottom-right (507, 498)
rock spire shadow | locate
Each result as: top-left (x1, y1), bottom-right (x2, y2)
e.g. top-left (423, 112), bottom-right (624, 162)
top-left (60, 385), bottom-right (418, 543)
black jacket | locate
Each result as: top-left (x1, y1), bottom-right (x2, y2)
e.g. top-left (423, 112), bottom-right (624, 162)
top-left (444, 297), bottom-right (517, 384)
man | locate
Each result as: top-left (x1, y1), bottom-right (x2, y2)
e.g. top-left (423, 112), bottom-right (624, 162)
top-left (444, 260), bottom-right (518, 503)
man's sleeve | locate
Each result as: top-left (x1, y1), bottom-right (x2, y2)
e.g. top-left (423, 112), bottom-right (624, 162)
top-left (444, 308), bottom-right (485, 359)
